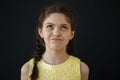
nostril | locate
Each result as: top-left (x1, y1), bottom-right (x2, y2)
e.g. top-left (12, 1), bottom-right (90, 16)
top-left (53, 33), bottom-right (61, 37)
top-left (53, 31), bottom-right (61, 37)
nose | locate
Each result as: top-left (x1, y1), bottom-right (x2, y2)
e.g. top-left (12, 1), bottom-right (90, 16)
top-left (53, 27), bottom-right (61, 37)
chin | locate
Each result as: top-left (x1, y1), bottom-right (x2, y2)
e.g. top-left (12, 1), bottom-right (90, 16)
top-left (51, 45), bottom-right (63, 50)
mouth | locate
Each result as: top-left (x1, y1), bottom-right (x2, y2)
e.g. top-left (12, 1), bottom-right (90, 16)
top-left (51, 38), bottom-right (62, 41)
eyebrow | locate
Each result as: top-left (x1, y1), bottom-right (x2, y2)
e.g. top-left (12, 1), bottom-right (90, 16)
top-left (45, 22), bottom-right (70, 27)
top-left (45, 23), bottom-right (55, 26)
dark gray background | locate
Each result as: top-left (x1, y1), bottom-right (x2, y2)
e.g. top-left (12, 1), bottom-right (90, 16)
top-left (0, 0), bottom-right (119, 80)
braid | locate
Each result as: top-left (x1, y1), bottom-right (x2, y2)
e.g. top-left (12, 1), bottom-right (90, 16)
top-left (30, 3), bottom-right (76, 80)
top-left (30, 34), bottom-right (45, 80)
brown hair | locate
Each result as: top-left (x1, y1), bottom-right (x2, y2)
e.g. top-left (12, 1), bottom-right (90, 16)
top-left (30, 3), bottom-right (77, 80)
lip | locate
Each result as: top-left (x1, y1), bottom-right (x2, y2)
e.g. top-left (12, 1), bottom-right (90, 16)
top-left (51, 38), bottom-right (62, 41)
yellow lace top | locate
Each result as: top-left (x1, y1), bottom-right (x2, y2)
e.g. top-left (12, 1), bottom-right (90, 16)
top-left (28, 55), bottom-right (81, 80)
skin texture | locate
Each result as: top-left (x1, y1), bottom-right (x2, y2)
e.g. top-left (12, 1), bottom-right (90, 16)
top-left (38, 13), bottom-right (74, 65)
top-left (21, 62), bottom-right (29, 80)
top-left (21, 13), bottom-right (89, 80)
top-left (39, 13), bottom-right (74, 51)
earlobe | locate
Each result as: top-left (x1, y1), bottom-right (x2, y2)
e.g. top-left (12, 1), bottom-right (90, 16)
top-left (38, 28), bottom-right (43, 38)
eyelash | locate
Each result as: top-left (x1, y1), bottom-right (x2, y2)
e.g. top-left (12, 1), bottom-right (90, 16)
top-left (61, 26), bottom-right (68, 30)
top-left (46, 25), bottom-right (68, 30)
top-left (47, 25), bottom-right (53, 29)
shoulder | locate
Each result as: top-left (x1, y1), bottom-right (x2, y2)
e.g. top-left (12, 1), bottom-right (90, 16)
top-left (70, 55), bottom-right (80, 61)
top-left (21, 61), bottom-right (30, 74)
top-left (80, 61), bottom-right (89, 80)
top-left (21, 61), bottom-right (30, 80)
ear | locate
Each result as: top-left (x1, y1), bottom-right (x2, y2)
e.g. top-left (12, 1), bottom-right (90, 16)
top-left (70, 31), bottom-right (75, 40)
top-left (38, 27), bottom-right (43, 38)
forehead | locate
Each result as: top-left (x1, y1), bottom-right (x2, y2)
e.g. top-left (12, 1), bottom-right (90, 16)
top-left (43, 13), bottom-right (70, 26)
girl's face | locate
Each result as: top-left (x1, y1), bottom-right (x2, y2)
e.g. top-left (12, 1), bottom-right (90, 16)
top-left (38, 13), bottom-right (74, 51)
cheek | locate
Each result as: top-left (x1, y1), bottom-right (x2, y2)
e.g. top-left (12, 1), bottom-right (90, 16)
top-left (42, 31), bottom-right (52, 38)
top-left (64, 32), bottom-right (72, 38)
top-left (63, 34), bottom-right (70, 42)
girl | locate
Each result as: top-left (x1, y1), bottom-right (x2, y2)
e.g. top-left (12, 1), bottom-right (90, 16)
top-left (21, 3), bottom-right (89, 80)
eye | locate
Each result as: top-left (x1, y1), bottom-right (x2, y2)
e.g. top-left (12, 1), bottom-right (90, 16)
top-left (61, 25), bottom-right (68, 30)
top-left (47, 25), bottom-right (54, 30)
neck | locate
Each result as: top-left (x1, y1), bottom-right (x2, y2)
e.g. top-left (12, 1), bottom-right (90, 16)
top-left (42, 49), bottom-right (69, 65)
